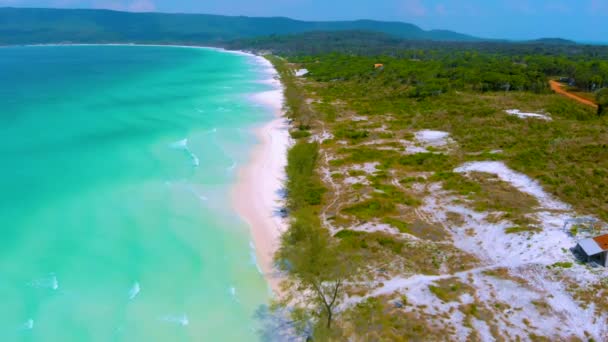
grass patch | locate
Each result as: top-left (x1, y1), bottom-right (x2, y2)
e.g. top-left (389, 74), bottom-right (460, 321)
top-left (342, 199), bottom-right (396, 220)
top-left (504, 226), bottom-right (540, 234)
top-left (334, 125), bottom-right (369, 141)
top-left (372, 183), bottom-right (421, 207)
top-left (382, 217), bottom-right (411, 233)
top-left (398, 152), bottom-right (455, 172)
top-left (290, 130), bottom-right (311, 139)
top-left (428, 278), bottom-right (473, 303)
top-left (482, 267), bottom-right (528, 286)
top-left (343, 297), bottom-right (455, 340)
top-left (286, 142), bottom-right (325, 210)
top-left (409, 219), bottom-right (449, 241)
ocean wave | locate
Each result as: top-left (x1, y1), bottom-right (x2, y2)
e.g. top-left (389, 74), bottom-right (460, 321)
top-left (18, 319), bottom-right (34, 331)
top-left (160, 314), bottom-right (189, 326)
top-left (185, 185), bottom-right (208, 202)
top-left (170, 138), bottom-right (188, 149)
top-left (190, 153), bottom-right (200, 167)
top-left (28, 274), bottom-right (58, 290)
top-left (169, 138), bottom-right (200, 167)
top-left (249, 242), bottom-right (263, 274)
top-left (128, 282), bottom-right (140, 300)
top-left (249, 241), bottom-right (257, 265)
top-left (229, 286), bottom-right (239, 302)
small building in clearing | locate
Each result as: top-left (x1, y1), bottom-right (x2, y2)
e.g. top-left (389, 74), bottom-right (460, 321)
top-left (575, 234), bottom-right (608, 267)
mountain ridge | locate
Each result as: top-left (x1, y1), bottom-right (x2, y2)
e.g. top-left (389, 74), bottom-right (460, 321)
top-left (0, 7), bottom-right (480, 45)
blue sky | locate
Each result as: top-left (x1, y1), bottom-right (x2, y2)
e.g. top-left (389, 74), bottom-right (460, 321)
top-left (1, 0), bottom-right (607, 42)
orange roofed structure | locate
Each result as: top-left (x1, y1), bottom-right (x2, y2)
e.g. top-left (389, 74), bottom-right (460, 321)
top-left (576, 234), bottom-right (608, 267)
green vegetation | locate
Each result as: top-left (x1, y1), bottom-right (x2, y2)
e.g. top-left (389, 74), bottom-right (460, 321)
top-left (341, 296), bottom-right (454, 340)
top-left (295, 53), bottom-right (608, 95)
top-left (548, 262), bottom-right (573, 269)
top-left (270, 56), bottom-right (359, 339)
top-left (381, 217), bottom-right (411, 233)
top-left (286, 142), bottom-right (325, 209)
top-left (428, 278), bottom-right (474, 303)
top-left (293, 53), bottom-right (608, 220)
top-left (598, 88), bottom-right (608, 116)
top-left (504, 226), bottom-right (540, 234)
top-left (343, 199), bottom-right (396, 220)
top-left (290, 130), bottom-right (311, 139)
top-left (333, 126), bottom-right (369, 141)
top-left (262, 34), bottom-right (608, 339)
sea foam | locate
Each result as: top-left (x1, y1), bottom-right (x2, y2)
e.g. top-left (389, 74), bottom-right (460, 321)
top-left (18, 319), bottom-right (34, 331)
top-left (128, 282), bottom-right (140, 300)
top-left (170, 138), bottom-right (200, 167)
top-left (28, 274), bottom-right (58, 290)
top-left (160, 314), bottom-right (189, 326)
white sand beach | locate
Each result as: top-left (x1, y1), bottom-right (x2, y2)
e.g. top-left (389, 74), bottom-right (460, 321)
top-left (233, 58), bottom-right (290, 295)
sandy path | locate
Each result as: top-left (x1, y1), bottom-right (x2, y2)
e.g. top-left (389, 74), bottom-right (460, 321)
top-left (549, 80), bottom-right (598, 109)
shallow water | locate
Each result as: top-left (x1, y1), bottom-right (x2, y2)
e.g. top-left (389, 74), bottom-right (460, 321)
top-left (0, 45), bottom-right (274, 341)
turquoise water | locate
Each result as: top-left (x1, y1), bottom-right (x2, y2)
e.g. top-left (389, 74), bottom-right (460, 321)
top-left (0, 45), bottom-right (274, 341)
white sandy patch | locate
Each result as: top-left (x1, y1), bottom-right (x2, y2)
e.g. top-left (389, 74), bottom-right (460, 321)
top-left (454, 161), bottom-right (570, 211)
top-left (345, 222), bottom-right (401, 235)
top-left (310, 130), bottom-right (334, 143)
top-left (233, 60), bottom-right (291, 295)
top-left (344, 176), bottom-right (368, 185)
top-left (403, 142), bottom-right (430, 154)
top-left (351, 162), bottom-right (379, 174)
top-left (339, 159), bottom-right (608, 339)
top-left (415, 130), bottom-right (450, 146)
top-left (351, 115), bottom-right (368, 122)
top-left (506, 109), bottom-right (552, 120)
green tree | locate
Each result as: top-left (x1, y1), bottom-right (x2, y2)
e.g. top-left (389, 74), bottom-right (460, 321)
top-left (276, 209), bottom-right (359, 338)
top-left (597, 88), bottom-right (608, 116)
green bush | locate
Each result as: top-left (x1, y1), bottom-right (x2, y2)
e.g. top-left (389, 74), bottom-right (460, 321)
top-left (342, 199), bottom-right (396, 220)
top-left (290, 130), bottom-right (312, 139)
top-left (286, 142), bottom-right (325, 210)
top-left (382, 218), bottom-right (411, 233)
top-left (398, 153), bottom-right (453, 171)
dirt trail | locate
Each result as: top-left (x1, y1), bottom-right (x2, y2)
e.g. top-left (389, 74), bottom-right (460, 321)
top-left (549, 80), bottom-right (598, 109)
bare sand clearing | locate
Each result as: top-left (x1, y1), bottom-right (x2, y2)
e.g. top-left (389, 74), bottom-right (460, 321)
top-left (232, 57), bottom-right (290, 295)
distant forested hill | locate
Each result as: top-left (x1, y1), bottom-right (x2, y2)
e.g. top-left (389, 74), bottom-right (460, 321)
top-left (0, 7), bottom-right (480, 45)
top-left (227, 31), bottom-right (608, 59)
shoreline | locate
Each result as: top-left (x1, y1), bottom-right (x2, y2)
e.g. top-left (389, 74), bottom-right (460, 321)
top-left (1, 42), bottom-right (253, 55)
top-left (233, 58), bottom-right (290, 295)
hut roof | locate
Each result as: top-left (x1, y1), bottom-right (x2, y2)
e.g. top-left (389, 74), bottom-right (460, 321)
top-left (578, 234), bottom-right (608, 256)
top-left (593, 234), bottom-right (608, 251)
